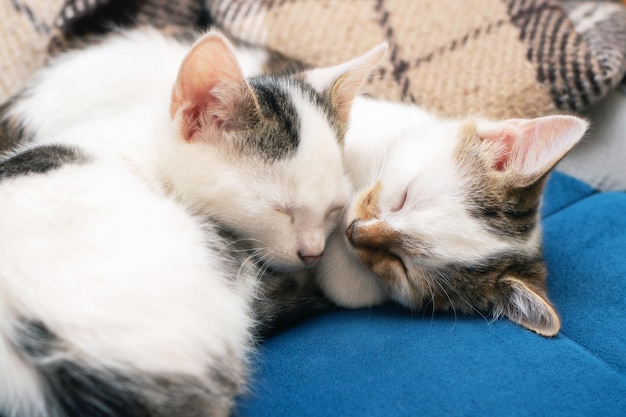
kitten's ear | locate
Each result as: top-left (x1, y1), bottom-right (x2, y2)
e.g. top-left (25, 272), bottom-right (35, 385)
top-left (478, 115), bottom-right (588, 184)
top-left (497, 277), bottom-right (561, 337)
top-left (301, 42), bottom-right (388, 124)
top-left (170, 31), bottom-right (259, 142)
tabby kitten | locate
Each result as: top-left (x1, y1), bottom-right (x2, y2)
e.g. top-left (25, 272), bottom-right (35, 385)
top-left (0, 31), bottom-right (385, 417)
top-left (316, 97), bottom-right (588, 337)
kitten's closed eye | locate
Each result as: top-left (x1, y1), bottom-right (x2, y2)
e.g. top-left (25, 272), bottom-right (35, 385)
top-left (274, 205), bottom-right (344, 221)
top-left (273, 206), bottom-right (294, 222)
top-left (326, 204), bottom-right (345, 220)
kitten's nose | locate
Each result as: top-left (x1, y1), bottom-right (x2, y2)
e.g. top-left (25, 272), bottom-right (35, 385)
top-left (346, 220), bottom-right (357, 244)
top-left (298, 251), bottom-right (323, 266)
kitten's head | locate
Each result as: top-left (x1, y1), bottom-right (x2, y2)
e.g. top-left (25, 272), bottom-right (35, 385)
top-left (341, 115), bottom-right (587, 336)
top-left (167, 31), bottom-right (386, 272)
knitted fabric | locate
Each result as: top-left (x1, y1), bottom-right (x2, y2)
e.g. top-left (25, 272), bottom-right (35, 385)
top-left (0, 0), bottom-right (65, 103)
top-left (0, 0), bottom-right (205, 103)
top-left (207, 0), bottom-right (626, 118)
top-left (1, 0), bottom-right (626, 120)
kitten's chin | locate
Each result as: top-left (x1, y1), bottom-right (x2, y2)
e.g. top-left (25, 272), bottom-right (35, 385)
top-left (354, 248), bottom-right (409, 287)
top-left (315, 230), bottom-right (389, 308)
top-left (354, 248), bottom-right (438, 309)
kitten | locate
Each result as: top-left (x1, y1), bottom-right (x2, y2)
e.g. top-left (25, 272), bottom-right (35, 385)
top-left (0, 31), bottom-right (385, 417)
top-left (0, 143), bottom-right (257, 417)
top-left (4, 27), bottom-right (385, 272)
top-left (315, 97), bottom-right (588, 337)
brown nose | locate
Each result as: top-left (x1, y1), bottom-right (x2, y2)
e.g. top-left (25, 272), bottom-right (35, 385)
top-left (298, 252), bottom-right (323, 266)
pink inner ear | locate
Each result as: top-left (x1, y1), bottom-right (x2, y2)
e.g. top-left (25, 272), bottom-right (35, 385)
top-left (170, 32), bottom-right (247, 140)
top-left (479, 116), bottom-right (587, 178)
top-left (180, 47), bottom-right (241, 105)
top-left (482, 127), bottom-right (520, 172)
top-left (170, 32), bottom-right (245, 117)
top-left (180, 104), bottom-right (203, 142)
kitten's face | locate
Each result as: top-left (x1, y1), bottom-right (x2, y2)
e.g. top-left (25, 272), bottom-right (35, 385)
top-left (201, 86), bottom-right (352, 272)
top-left (168, 32), bottom-right (385, 272)
top-left (338, 116), bottom-right (586, 336)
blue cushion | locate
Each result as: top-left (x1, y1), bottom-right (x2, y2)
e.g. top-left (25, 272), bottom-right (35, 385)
top-left (238, 172), bottom-right (626, 416)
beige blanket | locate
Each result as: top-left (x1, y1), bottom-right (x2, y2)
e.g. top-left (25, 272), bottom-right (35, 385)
top-left (2, 0), bottom-right (626, 120)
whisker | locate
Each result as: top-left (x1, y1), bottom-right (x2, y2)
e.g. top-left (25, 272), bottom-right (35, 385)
top-left (222, 236), bottom-right (266, 251)
top-left (437, 273), bottom-right (492, 327)
top-left (423, 272), bottom-right (437, 322)
top-left (430, 271), bottom-right (458, 330)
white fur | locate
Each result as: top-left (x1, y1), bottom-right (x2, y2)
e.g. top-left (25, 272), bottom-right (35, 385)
top-left (315, 228), bottom-right (388, 307)
top-left (9, 28), bottom-right (267, 138)
top-left (0, 149), bottom-right (254, 417)
top-left (10, 29), bottom-right (184, 137)
top-left (8, 27), bottom-right (350, 272)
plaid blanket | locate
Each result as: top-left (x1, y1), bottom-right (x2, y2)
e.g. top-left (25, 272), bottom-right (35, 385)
top-left (1, 0), bottom-right (626, 120)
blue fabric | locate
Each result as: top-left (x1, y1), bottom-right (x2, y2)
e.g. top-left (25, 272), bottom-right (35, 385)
top-left (541, 171), bottom-right (596, 217)
top-left (239, 172), bottom-right (626, 416)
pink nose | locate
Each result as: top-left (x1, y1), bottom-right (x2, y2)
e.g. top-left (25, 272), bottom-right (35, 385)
top-left (298, 252), bottom-right (323, 266)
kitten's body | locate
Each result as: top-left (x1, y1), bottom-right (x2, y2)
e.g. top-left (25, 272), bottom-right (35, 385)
top-left (0, 29), bottom-right (384, 417)
top-left (0, 144), bottom-right (258, 417)
top-left (7, 28), bottom-right (371, 271)
top-left (316, 97), bottom-right (587, 336)
top-left (7, 29), bottom-right (268, 138)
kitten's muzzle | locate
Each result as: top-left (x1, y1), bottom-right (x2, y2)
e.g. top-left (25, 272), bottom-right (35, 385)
top-left (347, 219), bottom-right (410, 283)
top-left (346, 219), bottom-right (358, 247)
top-left (347, 219), bottom-right (398, 250)
top-left (347, 219), bottom-right (372, 249)
top-left (298, 252), bottom-right (323, 267)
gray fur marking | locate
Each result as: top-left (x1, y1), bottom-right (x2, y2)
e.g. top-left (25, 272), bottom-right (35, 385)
top-left (244, 77), bottom-right (301, 161)
top-left (243, 75), bottom-right (343, 162)
top-left (12, 318), bottom-right (244, 417)
top-left (0, 144), bottom-right (87, 181)
top-left (0, 99), bottom-right (29, 152)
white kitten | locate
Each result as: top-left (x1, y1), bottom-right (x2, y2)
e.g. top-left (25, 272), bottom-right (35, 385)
top-left (316, 97), bottom-right (587, 336)
top-left (7, 28), bottom-right (385, 271)
top-left (0, 29), bottom-right (386, 417)
top-left (0, 143), bottom-right (255, 417)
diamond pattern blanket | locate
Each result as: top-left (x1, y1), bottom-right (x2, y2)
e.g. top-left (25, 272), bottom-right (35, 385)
top-left (2, 0), bottom-right (626, 119)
